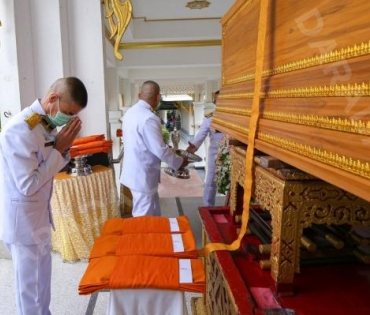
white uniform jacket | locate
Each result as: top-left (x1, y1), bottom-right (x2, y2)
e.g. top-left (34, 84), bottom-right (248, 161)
top-left (191, 113), bottom-right (224, 151)
top-left (120, 100), bottom-right (183, 194)
top-left (0, 100), bottom-right (69, 245)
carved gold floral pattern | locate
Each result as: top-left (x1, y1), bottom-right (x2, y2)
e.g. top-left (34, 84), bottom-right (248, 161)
top-left (259, 133), bottom-right (370, 179)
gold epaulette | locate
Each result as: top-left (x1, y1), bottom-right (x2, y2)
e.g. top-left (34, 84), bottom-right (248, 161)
top-left (205, 111), bottom-right (214, 118)
top-left (24, 113), bottom-right (42, 130)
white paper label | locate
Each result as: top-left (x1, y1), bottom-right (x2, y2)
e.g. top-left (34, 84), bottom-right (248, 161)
top-left (179, 259), bottom-right (192, 283)
top-left (169, 218), bottom-right (180, 232)
top-left (172, 234), bottom-right (184, 253)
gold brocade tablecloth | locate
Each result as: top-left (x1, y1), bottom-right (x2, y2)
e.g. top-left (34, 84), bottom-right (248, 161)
top-left (51, 165), bottom-right (119, 262)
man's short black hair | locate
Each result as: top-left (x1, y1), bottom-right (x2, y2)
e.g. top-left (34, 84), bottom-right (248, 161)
top-left (67, 77), bottom-right (88, 108)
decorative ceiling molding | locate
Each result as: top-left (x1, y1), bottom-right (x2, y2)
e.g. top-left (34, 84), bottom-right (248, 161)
top-left (186, 1), bottom-right (211, 10)
top-left (119, 39), bottom-right (220, 50)
top-left (132, 16), bottom-right (221, 22)
top-left (103, 0), bottom-right (133, 60)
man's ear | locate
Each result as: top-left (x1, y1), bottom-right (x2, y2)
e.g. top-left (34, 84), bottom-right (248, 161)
top-left (48, 92), bottom-right (59, 103)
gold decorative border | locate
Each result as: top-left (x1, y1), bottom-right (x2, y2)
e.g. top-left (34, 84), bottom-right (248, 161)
top-left (258, 132), bottom-right (370, 179)
top-left (216, 107), bottom-right (370, 135)
top-left (226, 74), bottom-right (256, 85)
top-left (119, 40), bottom-right (220, 50)
top-left (216, 106), bottom-right (251, 116)
top-left (212, 118), bottom-right (249, 135)
top-left (219, 82), bottom-right (370, 99)
top-left (224, 40), bottom-right (370, 85)
top-left (234, 145), bottom-right (247, 156)
top-left (218, 92), bottom-right (255, 99)
top-left (263, 111), bottom-right (370, 135)
top-left (267, 82), bottom-right (370, 98)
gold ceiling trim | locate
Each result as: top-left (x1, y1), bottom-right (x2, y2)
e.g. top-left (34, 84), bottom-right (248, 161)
top-left (186, 1), bottom-right (211, 10)
top-left (119, 39), bottom-right (221, 50)
top-left (263, 111), bottom-right (370, 136)
top-left (132, 16), bottom-right (221, 22)
top-left (259, 132), bottom-right (370, 180)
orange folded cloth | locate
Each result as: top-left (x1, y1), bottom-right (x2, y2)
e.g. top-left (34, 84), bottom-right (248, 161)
top-left (70, 146), bottom-right (111, 158)
top-left (101, 216), bottom-right (192, 235)
top-left (89, 230), bottom-right (198, 260)
top-left (72, 134), bottom-right (105, 146)
top-left (70, 140), bottom-right (113, 151)
top-left (78, 255), bottom-right (205, 295)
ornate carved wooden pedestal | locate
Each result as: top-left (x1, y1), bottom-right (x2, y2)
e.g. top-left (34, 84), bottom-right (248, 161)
top-left (200, 207), bottom-right (370, 315)
top-left (230, 146), bottom-right (370, 293)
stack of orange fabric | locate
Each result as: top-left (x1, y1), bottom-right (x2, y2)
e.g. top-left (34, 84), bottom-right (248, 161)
top-left (79, 255), bottom-right (205, 295)
top-left (78, 216), bottom-right (205, 295)
top-left (101, 216), bottom-right (192, 235)
top-left (70, 134), bottom-right (113, 158)
top-left (89, 230), bottom-right (198, 259)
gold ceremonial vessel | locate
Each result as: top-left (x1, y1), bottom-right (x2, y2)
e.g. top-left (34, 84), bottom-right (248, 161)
top-left (164, 149), bottom-right (202, 179)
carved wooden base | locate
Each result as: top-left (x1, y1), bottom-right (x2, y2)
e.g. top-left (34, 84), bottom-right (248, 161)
top-left (230, 146), bottom-right (370, 291)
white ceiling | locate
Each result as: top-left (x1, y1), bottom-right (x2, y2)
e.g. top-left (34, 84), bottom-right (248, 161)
top-left (104, 0), bottom-right (235, 87)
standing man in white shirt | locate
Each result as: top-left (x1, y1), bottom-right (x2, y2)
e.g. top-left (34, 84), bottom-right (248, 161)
top-left (120, 80), bottom-right (188, 216)
top-left (0, 77), bottom-right (88, 315)
top-left (186, 91), bottom-right (224, 207)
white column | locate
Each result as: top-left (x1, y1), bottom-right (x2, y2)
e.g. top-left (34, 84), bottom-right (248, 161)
top-left (1, 0), bottom-right (110, 139)
top-left (204, 80), bottom-right (214, 103)
top-left (107, 68), bottom-right (120, 111)
top-left (66, 0), bottom-right (108, 137)
top-left (0, 0), bottom-right (36, 126)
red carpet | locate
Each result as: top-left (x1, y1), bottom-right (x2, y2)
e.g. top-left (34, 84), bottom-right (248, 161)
top-left (158, 168), bottom-right (204, 198)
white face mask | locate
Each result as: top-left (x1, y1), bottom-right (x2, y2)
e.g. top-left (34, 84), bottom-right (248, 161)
top-left (48, 98), bottom-right (72, 126)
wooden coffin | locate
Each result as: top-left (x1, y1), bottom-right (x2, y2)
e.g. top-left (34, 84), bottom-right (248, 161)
top-left (213, 0), bottom-right (370, 202)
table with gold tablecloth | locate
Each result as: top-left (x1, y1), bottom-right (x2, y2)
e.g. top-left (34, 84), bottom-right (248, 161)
top-left (51, 165), bottom-right (119, 262)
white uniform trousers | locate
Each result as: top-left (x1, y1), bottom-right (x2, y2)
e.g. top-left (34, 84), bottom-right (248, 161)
top-left (203, 145), bottom-right (219, 207)
top-left (6, 241), bottom-right (52, 315)
top-left (131, 189), bottom-right (161, 216)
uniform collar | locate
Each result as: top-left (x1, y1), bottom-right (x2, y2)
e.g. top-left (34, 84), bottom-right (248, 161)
top-left (29, 99), bottom-right (46, 115)
top-left (137, 99), bottom-right (152, 110)
top-left (29, 99), bottom-right (56, 131)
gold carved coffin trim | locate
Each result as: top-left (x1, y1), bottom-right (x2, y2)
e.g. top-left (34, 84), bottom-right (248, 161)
top-left (259, 132), bottom-right (370, 180)
top-left (216, 106), bottom-right (370, 136)
top-left (267, 82), bottom-right (370, 98)
top-left (224, 40), bottom-right (370, 85)
top-left (216, 106), bottom-right (251, 116)
top-left (212, 117), bottom-right (249, 135)
top-left (263, 111), bottom-right (370, 136)
top-left (219, 82), bottom-right (370, 99)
